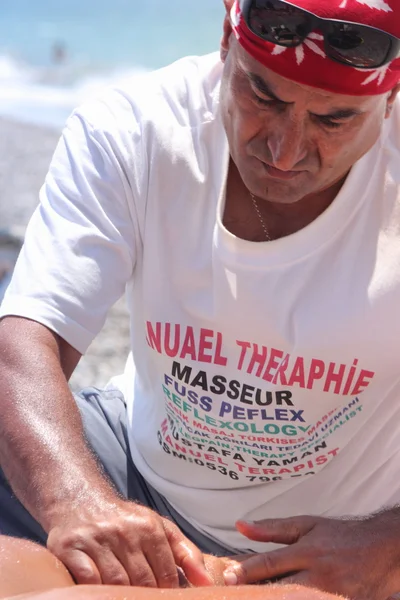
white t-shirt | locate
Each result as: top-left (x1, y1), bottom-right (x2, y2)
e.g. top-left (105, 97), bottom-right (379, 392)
top-left (2, 52), bottom-right (400, 553)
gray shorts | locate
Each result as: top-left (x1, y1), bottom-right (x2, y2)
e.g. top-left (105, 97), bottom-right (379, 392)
top-left (0, 387), bottom-right (231, 556)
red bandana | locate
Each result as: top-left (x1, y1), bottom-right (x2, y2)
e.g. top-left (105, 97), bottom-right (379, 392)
top-left (231, 0), bottom-right (400, 96)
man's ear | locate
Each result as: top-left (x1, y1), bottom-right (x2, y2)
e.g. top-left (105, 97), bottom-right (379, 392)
top-left (220, 0), bottom-right (235, 63)
top-left (385, 83), bottom-right (400, 118)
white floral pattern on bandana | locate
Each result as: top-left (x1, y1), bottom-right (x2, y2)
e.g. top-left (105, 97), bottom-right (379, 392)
top-left (358, 63), bottom-right (392, 86)
top-left (339, 0), bottom-right (392, 11)
top-left (272, 33), bottom-right (326, 66)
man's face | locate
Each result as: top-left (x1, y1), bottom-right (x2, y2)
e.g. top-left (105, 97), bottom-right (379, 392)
top-left (219, 28), bottom-right (397, 205)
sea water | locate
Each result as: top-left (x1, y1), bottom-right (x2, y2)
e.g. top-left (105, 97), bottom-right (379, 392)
top-left (0, 0), bottom-right (224, 129)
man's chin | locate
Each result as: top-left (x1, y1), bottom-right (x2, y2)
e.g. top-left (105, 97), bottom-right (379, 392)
top-left (255, 177), bottom-right (315, 206)
top-left (262, 190), bottom-right (312, 206)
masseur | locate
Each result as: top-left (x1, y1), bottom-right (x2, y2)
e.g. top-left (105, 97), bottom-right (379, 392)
top-left (1, 1), bottom-right (400, 598)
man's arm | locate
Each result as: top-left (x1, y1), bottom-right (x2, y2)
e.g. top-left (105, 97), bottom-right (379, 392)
top-left (0, 316), bottom-right (95, 528)
top-left (0, 317), bottom-right (211, 589)
top-left (223, 513), bottom-right (400, 599)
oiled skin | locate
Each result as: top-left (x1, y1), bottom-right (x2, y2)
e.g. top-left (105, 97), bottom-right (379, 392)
top-left (0, 536), bottom-right (235, 598)
top-left (7, 586), bottom-right (343, 600)
top-left (0, 536), bottom-right (74, 598)
top-left (0, 536), bottom-right (342, 600)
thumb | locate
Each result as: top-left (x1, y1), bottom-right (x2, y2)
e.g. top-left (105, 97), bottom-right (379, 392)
top-left (164, 521), bottom-right (213, 587)
top-left (236, 515), bottom-right (318, 545)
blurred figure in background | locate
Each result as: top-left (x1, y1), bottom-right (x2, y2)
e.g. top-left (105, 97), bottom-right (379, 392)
top-left (51, 41), bottom-right (67, 66)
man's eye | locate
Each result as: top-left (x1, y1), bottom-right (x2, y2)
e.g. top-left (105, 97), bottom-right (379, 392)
top-left (253, 94), bottom-right (279, 107)
top-left (318, 116), bottom-right (343, 129)
top-left (254, 94), bottom-right (274, 106)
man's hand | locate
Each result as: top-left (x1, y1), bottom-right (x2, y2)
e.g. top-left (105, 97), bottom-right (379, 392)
top-left (47, 498), bottom-right (213, 589)
top-left (222, 514), bottom-right (400, 599)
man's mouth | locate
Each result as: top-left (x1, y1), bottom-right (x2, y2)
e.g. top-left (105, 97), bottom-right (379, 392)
top-left (260, 160), bottom-right (305, 181)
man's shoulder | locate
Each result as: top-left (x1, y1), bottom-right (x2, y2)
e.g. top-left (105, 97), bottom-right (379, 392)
top-left (73, 53), bottom-right (223, 137)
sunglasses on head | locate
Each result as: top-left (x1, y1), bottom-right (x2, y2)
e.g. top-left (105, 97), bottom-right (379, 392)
top-left (239, 0), bottom-right (400, 69)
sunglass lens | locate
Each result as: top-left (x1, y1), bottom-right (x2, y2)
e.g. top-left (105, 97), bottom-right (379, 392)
top-left (248, 0), bottom-right (310, 47)
top-left (326, 23), bottom-right (391, 68)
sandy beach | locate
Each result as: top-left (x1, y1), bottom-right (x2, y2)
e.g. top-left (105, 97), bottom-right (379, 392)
top-left (0, 118), bottom-right (130, 391)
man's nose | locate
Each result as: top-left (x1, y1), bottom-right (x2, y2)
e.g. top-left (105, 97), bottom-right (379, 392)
top-left (267, 115), bottom-right (308, 171)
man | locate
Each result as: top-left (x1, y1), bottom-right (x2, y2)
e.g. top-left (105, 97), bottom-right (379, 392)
top-left (0, 0), bottom-right (400, 598)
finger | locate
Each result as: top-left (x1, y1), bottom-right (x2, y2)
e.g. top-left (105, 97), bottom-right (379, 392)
top-left (177, 566), bottom-right (191, 588)
top-left (111, 517), bottom-right (172, 588)
top-left (236, 516), bottom-right (318, 545)
top-left (164, 521), bottom-right (213, 587)
top-left (115, 549), bottom-right (158, 588)
top-left (82, 545), bottom-right (131, 586)
top-left (223, 546), bottom-right (309, 586)
top-left (142, 534), bottom-right (179, 589)
top-left (56, 549), bottom-right (102, 585)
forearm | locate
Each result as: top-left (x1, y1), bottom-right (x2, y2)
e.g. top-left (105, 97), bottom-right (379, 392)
top-left (0, 318), bottom-right (118, 531)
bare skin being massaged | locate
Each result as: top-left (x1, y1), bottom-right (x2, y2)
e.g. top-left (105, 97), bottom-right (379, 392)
top-left (0, 534), bottom-right (345, 600)
top-left (1, 1), bottom-right (400, 599)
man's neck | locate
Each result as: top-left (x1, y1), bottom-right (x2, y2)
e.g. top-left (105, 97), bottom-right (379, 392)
top-left (223, 160), bottom-right (348, 242)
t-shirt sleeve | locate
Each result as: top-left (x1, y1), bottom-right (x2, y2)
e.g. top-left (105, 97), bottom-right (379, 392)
top-left (0, 110), bottom-right (140, 354)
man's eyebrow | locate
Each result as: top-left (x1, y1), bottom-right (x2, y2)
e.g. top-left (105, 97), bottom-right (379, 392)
top-left (247, 71), bottom-right (363, 119)
top-left (247, 72), bottom-right (289, 103)
top-left (313, 108), bottom-right (363, 120)
top-left (248, 73), bottom-right (363, 118)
